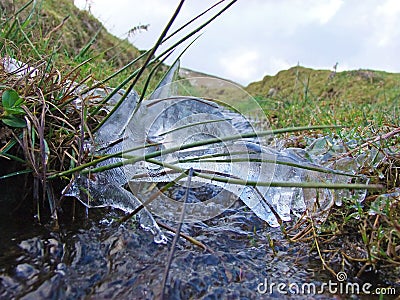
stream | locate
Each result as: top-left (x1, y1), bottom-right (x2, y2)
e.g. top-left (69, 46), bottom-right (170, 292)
top-left (0, 196), bottom-right (398, 299)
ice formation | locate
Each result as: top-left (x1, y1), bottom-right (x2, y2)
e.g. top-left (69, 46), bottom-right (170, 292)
top-left (63, 60), bottom-right (373, 243)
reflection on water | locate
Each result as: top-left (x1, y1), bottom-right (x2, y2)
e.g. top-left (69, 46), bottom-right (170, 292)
top-left (1, 200), bottom-right (397, 299)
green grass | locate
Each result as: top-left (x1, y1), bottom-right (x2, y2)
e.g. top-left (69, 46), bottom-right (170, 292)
top-left (0, 0), bottom-right (165, 90)
top-left (253, 66), bottom-right (400, 276)
top-left (246, 66), bottom-right (400, 129)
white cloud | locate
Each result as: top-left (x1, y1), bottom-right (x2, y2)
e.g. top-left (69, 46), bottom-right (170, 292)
top-left (73, 0), bottom-right (400, 84)
top-left (377, 0), bottom-right (400, 16)
top-left (309, 0), bottom-right (344, 24)
top-left (219, 49), bottom-right (260, 83)
top-left (374, 0), bottom-right (400, 47)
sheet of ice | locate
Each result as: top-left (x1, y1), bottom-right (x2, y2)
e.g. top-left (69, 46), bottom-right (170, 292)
top-left (63, 89), bottom-right (167, 244)
top-left (122, 94), bottom-right (366, 225)
top-left (63, 61), bottom-right (185, 243)
top-left (63, 59), bottom-right (374, 230)
top-left (3, 57), bottom-right (168, 238)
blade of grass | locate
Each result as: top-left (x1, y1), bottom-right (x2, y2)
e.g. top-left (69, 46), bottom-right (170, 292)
top-left (135, 35), bottom-right (201, 115)
top-left (160, 167), bottom-right (193, 300)
top-left (136, 49), bottom-right (175, 106)
top-left (145, 158), bottom-right (381, 190)
top-left (52, 125), bottom-right (342, 178)
top-left (91, 0), bottom-right (237, 132)
top-left (74, 27), bottom-right (101, 60)
top-left (17, 19), bottom-right (42, 59)
top-left (176, 156), bottom-right (361, 178)
top-left (0, 169), bottom-right (32, 180)
top-left (47, 142), bottom-right (162, 179)
top-left (0, 0), bottom-right (34, 27)
top-left (93, 0), bottom-right (186, 133)
top-left (83, 0), bottom-right (226, 105)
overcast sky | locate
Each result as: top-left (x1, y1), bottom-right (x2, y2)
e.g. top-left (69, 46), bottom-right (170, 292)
top-left (74, 0), bottom-right (400, 85)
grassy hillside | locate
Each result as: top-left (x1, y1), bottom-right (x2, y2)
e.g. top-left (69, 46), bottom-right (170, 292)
top-left (0, 0), bottom-right (160, 88)
top-left (246, 66), bottom-right (400, 128)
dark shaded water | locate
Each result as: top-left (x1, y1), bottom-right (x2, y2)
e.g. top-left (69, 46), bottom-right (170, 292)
top-left (1, 195), bottom-right (398, 300)
top-left (0, 162), bottom-right (398, 299)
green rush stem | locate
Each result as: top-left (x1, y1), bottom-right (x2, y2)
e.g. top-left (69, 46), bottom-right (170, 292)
top-left (53, 125), bottom-right (343, 178)
top-left (0, 0), bottom-right (34, 27)
top-left (144, 158), bottom-right (381, 190)
top-left (133, 36), bottom-right (200, 117)
top-left (17, 19), bottom-right (42, 59)
top-left (47, 142), bottom-right (160, 179)
top-left (91, 0), bottom-right (237, 133)
top-left (184, 157), bottom-right (360, 177)
top-left (85, 0), bottom-right (227, 115)
top-left (93, 0), bottom-right (186, 133)
top-left (136, 50), bottom-right (174, 106)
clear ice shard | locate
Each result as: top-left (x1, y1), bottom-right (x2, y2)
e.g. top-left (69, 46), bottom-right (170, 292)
top-left (63, 88), bottom-right (167, 244)
top-left (64, 59), bottom-right (374, 232)
top-left (121, 61), bottom-right (378, 226)
top-left (63, 61), bottom-right (183, 243)
top-left (122, 88), bottom-right (369, 226)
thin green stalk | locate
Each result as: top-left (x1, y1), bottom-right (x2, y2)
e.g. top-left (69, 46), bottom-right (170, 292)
top-left (135, 35), bottom-right (200, 114)
top-left (93, 0), bottom-right (186, 133)
top-left (91, 0), bottom-right (237, 133)
top-left (17, 19), bottom-right (42, 59)
top-left (74, 27), bottom-right (101, 60)
top-left (47, 142), bottom-right (161, 179)
top-left (38, 50), bottom-right (56, 88)
top-left (175, 156), bottom-right (360, 178)
top-left (86, 58), bottom-right (143, 116)
top-left (136, 49), bottom-right (175, 105)
top-left (78, 125), bottom-right (343, 176)
top-left (3, 18), bottom-right (17, 40)
top-left (84, 52), bottom-right (146, 103)
top-left (153, 0), bottom-right (237, 69)
top-left (0, 152), bottom-right (26, 163)
top-left (0, 169), bottom-right (32, 180)
top-left (163, 1), bottom-right (224, 43)
top-left (0, 0), bottom-right (34, 27)
top-left (160, 167), bottom-right (193, 300)
top-left (84, 0), bottom-right (226, 105)
top-left (145, 158), bottom-right (380, 190)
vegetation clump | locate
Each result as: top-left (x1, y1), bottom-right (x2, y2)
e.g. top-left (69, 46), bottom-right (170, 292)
top-left (248, 66), bottom-right (400, 277)
top-left (247, 65), bottom-right (400, 128)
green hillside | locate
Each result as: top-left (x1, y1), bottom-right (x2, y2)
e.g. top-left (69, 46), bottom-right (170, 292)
top-left (0, 0), bottom-right (153, 87)
top-left (246, 66), bottom-right (400, 128)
